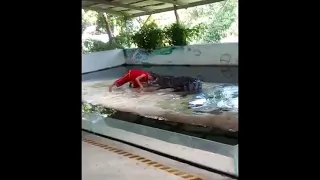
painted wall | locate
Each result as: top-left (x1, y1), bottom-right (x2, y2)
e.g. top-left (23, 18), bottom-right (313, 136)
top-left (82, 49), bottom-right (125, 74)
top-left (124, 43), bottom-right (238, 65)
top-left (82, 43), bottom-right (238, 74)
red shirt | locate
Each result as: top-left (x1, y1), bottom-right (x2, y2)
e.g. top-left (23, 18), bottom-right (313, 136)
top-left (114, 69), bottom-right (150, 88)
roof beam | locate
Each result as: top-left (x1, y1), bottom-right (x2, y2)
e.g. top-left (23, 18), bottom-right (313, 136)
top-left (83, 6), bottom-right (129, 16)
top-left (155, 0), bottom-right (187, 6)
top-left (130, 0), bottom-right (223, 17)
top-left (88, 0), bottom-right (153, 12)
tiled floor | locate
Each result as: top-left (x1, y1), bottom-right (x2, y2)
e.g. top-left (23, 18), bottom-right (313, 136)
top-left (82, 132), bottom-right (234, 180)
top-left (82, 141), bottom-right (183, 180)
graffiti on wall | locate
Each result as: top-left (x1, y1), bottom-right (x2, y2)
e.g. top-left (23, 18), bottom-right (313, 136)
top-left (124, 49), bottom-right (148, 63)
top-left (124, 46), bottom-right (203, 63)
top-left (124, 47), bottom-right (176, 63)
top-left (220, 53), bottom-right (232, 64)
top-left (186, 47), bottom-right (202, 56)
top-left (220, 53), bottom-right (234, 78)
top-left (123, 44), bottom-right (237, 65)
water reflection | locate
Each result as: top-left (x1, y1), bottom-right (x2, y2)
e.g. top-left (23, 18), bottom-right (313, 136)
top-left (189, 84), bottom-right (238, 115)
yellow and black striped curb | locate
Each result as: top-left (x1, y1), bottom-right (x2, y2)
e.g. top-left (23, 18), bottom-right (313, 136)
top-left (83, 138), bottom-right (204, 180)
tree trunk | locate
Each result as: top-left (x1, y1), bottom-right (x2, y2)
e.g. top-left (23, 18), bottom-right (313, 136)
top-left (102, 13), bottom-right (113, 41)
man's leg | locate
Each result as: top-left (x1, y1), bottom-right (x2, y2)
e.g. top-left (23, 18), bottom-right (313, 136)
top-left (114, 72), bottom-right (131, 87)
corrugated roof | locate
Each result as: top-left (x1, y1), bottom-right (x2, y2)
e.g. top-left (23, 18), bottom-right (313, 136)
top-left (82, 0), bottom-right (224, 17)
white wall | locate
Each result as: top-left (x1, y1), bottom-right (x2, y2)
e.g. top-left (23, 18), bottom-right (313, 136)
top-left (82, 66), bottom-right (128, 82)
top-left (82, 49), bottom-right (126, 74)
top-left (124, 43), bottom-right (238, 65)
top-left (82, 43), bottom-right (238, 74)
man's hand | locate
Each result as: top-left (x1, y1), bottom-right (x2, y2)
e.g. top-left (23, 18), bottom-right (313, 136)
top-left (138, 87), bottom-right (144, 92)
top-left (108, 84), bottom-right (114, 92)
top-left (135, 75), bottom-right (146, 93)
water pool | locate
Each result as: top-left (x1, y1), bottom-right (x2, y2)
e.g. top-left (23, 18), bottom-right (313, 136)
top-left (82, 65), bottom-right (238, 131)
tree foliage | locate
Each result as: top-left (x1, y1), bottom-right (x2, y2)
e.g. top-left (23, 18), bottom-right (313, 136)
top-left (130, 21), bottom-right (203, 50)
top-left (164, 23), bottom-right (204, 46)
top-left (82, 39), bottom-right (123, 53)
top-left (132, 21), bottom-right (165, 51)
top-left (182, 0), bottom-right (237, 42)
top-left (204, 0), bottom-right (237, 42)
top-left (82, 9), bottom-right (97, 34)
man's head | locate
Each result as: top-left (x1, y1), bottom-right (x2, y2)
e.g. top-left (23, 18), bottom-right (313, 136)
top-left (147, 71), bottom-right (160, 83)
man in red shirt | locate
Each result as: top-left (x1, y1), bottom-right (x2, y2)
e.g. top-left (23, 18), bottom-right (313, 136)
top-left (108, 69), bottom-right (154, 92)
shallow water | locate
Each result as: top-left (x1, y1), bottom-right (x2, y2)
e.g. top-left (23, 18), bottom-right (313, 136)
top-left (189, 84), bottom-right (238, 114)
top-left (82, 66), bottom-right (238, 118)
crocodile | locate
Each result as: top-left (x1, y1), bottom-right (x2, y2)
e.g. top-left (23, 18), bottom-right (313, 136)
top-left (148, 71), bottom-right (203, 96)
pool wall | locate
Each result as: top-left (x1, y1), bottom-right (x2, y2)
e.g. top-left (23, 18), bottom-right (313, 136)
top-left (124, 43), bottom-right (238, 65)
top-left (82, 43), bottom-right (238, 74)
top-left (82, 49), bottom-right (126, 74)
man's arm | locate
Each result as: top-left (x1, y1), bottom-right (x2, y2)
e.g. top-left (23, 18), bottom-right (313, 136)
top-left (135, 74), bottom-right (146, 90)
top-left (108, 82), bottom-right (116, 92)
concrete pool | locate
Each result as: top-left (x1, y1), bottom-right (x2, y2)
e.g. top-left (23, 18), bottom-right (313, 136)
top-left (82, 43), bottom-right (239, 176)
top-left (82, 65), bottom-right (238, 131)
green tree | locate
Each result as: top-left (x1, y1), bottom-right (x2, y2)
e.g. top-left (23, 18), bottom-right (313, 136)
top-left (95, 13), bottom-right (138, 47)
top-left (82, 11), bottom-right (142, 53)
top-left (181, 0), bottom-right (237, 43)
top-left (82, 9), bottom-right (98, 34)
top-left (204, 0), bottom-right (237, 42)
